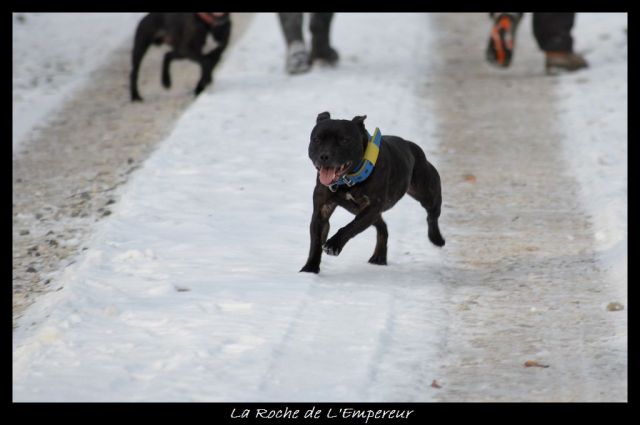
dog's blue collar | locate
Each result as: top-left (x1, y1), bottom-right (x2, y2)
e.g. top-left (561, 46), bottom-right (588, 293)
top-left (328, 128), bottom-right (382, 192)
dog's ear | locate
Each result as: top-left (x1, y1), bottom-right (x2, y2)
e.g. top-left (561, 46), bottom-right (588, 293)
top-left (352, 115), bottom-right (368, 147)
top-left (316, 111), bottom-right (331, 123)
top-left (352, 115), bottom-right (367, 128)
top-left (352, 115), bottom-right (368, 135)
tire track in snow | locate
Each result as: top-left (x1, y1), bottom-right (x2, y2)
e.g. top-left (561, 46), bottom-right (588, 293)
top-left (255, 282), bottom-right (314, 395)
top-left (365, 291), bottom-right (397, 394)
top-left (427, 13), bottom-right (626, 401)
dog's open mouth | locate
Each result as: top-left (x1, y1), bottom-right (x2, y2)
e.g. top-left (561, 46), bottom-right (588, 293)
top-left (317, 162), bottom-right (352, 186)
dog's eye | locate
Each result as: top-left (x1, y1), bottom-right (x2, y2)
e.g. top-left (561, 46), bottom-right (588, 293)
top-left (339, 138), bottom-right (349, 144)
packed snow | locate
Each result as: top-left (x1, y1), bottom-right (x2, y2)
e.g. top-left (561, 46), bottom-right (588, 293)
top-left (12, 12), bottom-right (626, 401)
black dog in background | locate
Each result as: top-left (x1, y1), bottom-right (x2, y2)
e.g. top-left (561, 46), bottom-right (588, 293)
top-left (130, 13), bottom-right (231, 101)
top-left (301, 112), bottom-right (445, 274)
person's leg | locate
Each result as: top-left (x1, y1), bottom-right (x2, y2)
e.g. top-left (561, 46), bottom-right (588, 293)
top-left (278, 12), bottom-right (304, 45)
top-left (309, 13), bottom-right (339, 64)
top-left (278, 13), bottom-right (311, 74)
top-left (532, 13), bottom-right (574, 52)
top-left (485, 12), bottom-right (523, 68)
top-left (532, 13), bottom-right (588, 73)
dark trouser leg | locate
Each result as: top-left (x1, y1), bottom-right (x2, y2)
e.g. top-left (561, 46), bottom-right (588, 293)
top-left (309, 13), bottom-right (332, 53)
top-left (309, 13), bottom-right (338, 63)
top-left (278, 13), bottom-right (304, 45)
top-left (533, 13), bottom-right (575, 52)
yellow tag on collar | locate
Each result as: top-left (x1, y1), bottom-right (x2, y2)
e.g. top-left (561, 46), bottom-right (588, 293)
top-left (363, 128), bottom-right (381, 165)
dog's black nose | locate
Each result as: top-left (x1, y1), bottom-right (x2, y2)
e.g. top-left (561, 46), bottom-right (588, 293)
top-left (320, 154), bottom-right (330, 162)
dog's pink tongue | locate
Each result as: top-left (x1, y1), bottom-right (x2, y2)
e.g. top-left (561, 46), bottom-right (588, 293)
top-left (319, 167), bottom-right (337, 186)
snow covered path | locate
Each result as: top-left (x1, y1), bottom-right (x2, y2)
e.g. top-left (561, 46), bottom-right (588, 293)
top-left (13, 13), bottom-right (626, 402)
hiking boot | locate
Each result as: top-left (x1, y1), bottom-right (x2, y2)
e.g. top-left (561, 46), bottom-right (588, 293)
top-left (285, 40), bottom-right (311, 75)
top-left (545, 51), bottom-right (589, 75)
top-left (486, 13), bottom-right (522, 68)
top-left (310, 45), bottom-right (340, 65)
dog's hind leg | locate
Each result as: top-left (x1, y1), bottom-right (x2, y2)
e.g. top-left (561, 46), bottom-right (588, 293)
top-left (193, 43), bottom-right (227, 96)
top-left (368, 216), bottom-right (388, 265)
top-left (192, 23), bottom-right (231, 96)
top-left (407, 144), bottom-right (446, 247)
top-left (193, 57), bottom-right (213, 96)
top-left (211, 19), bottom-right (231, 51)
top-left (130, 14), bottom-right (158, 102)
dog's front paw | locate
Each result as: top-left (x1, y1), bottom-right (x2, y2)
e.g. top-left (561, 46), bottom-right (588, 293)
top-left (322, 237), bottom-right (343, 256)
top-left (299, 263), bottom-right (320, 274)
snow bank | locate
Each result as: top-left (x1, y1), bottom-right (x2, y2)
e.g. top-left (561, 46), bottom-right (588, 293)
top-left (556, 13), bottom-right (627, 323)
top-left (12, 13), bottom-right (143, 152)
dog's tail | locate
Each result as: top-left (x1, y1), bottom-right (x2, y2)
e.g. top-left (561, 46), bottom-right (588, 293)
top-left (425, 180), bottom-right (445, 247)
top-left (406, 141), bottom-right (445, 248)
top-left (428, 215), bottom-right (445, 247)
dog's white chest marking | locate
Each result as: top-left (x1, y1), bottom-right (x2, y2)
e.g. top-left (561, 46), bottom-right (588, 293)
top-left (346, 192), bottom-right (370, 209)
top-left (320, 203), bottom-right (336, 219)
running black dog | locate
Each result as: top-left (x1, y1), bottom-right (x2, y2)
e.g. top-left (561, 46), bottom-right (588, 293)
top-left (130, 13), bottom-right (231, 101)
top-left (300, 112), bottom-right (445, 273)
